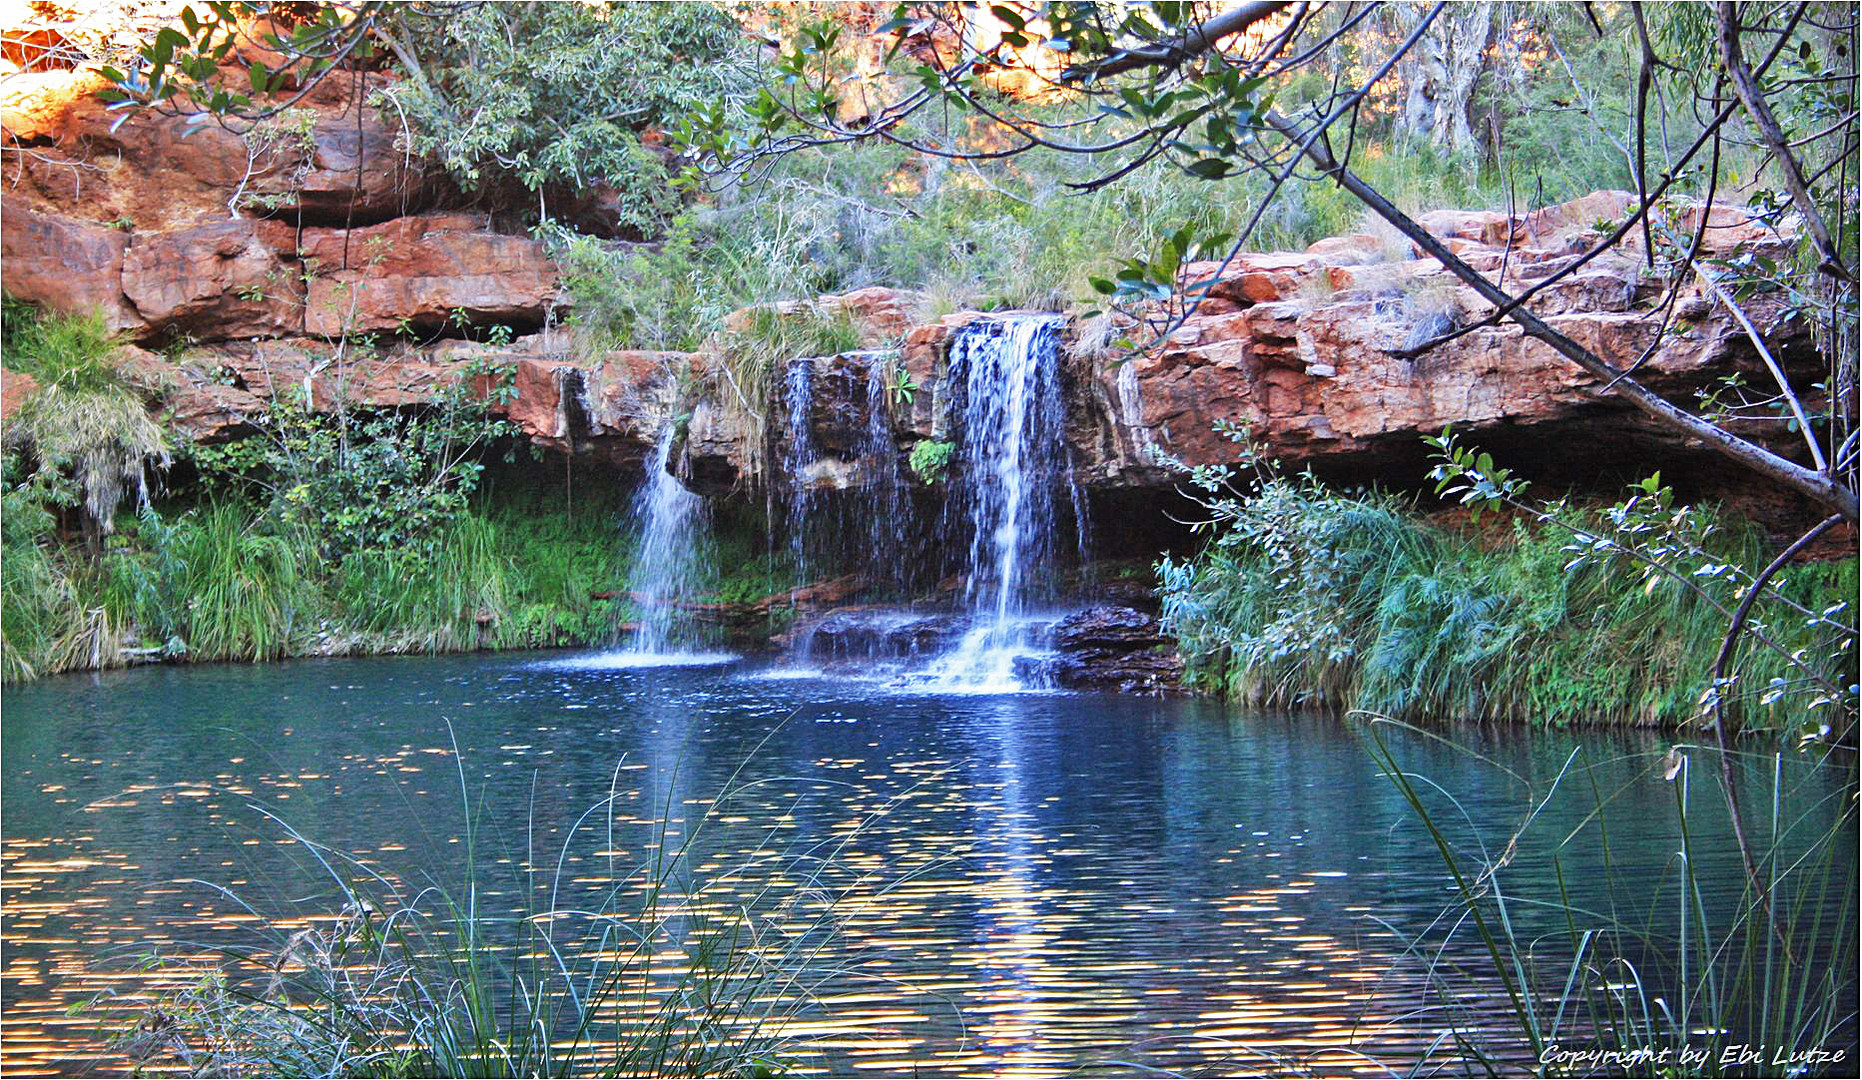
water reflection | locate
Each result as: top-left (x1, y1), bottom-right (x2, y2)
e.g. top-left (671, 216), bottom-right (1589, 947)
top-left (1, 652), bottom-right (1854, 1076)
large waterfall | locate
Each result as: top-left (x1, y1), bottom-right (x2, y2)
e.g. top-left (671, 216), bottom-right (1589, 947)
top-left (921, 314), bottom-right (1080, 690)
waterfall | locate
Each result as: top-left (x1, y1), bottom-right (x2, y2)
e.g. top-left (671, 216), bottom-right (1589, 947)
top-left (921, 314), bottom-right (1081, 690)
top-left (779, 357), bottom-right (817, 597)
top-left (620, 425), bottom-right (727, 663)
top-left (860, 357), bottom-right (913, 596)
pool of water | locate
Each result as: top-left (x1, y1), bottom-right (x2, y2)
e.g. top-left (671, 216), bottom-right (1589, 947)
top-left (2, 651), bottom-right (1854, 1075)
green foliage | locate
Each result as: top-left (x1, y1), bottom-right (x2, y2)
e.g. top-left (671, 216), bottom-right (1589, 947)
top-left (191, 367), bottom-right (517, 563)
top-left (907, 439), bottom-right (955, 485)
top-left (96, 2), bottom-right (367, 119)
top-left (1160, 464), bottom-right (1858, 731)
top-left (1, 458), bottom-right (813, 678)
top-left (1, 452), bottom-right (93, 681)
top-left (885, 361), bottom-right (918, 406)
top-left (328, 512), bottom-right (507, 652)
top-left (100, 3), bottom-right (751, 237)
top-left (681, 4), bottom-right (1675, 319)
top-left (2, 301), bottom-right (123, 392)
top-left (379, 3), bottom-right (752, 233)
top-left (1, 302), bottom-right (168, 542)
top-left (546, 194), bottom-right (862, 355)
top-left (103, 503), bottom-right (303, 662)
top-left (589, 120), bottom-right (1580, 347)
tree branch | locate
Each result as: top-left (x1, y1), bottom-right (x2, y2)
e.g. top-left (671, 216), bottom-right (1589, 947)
top-left (1273, 111), bottom-right (1860, 523)
top-left (1061, 1), bottom-right (1293, 83)
top-left (1717, 1), bottom-right (1852, 282)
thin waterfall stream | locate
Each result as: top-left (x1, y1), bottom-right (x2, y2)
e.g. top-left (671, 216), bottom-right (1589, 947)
top-left (779, 356), bottom-right (817, 598)
top-left (616, 425), bottom-right (732, 665)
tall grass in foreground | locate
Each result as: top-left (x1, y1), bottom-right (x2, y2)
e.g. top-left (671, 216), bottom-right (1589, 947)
top-left (1360, 717), bottom-right (1858, 1076)
top-left (96, 729), bottom-right (914, 1078)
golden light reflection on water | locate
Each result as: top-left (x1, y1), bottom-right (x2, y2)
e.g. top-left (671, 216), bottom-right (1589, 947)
top-left (0, 740), bottom-right (1475, 1078)
top-left (7, 665), bottom-right (1794, 1077)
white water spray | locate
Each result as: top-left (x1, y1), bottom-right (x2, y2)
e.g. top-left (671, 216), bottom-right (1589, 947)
top-left (615, 425), bottom-right (733, 666)
top-left (920, 315), bottom-right (1080, 691)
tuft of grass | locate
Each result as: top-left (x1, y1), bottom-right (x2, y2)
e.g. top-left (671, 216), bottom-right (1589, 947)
top-left (2, 300), bottom-right (124, 392)
top-left (104, 504), bottom-right (305, 662)
top-left (2, 302), bottom-right (169, 542)
top-left (4, 463), bottom-right (822, 679)
top-left (1359, 718), bottom-right (1858, 1076)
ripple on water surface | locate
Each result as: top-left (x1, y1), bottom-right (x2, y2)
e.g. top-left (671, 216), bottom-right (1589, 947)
top-left (1, 653), bottom-right (1854, 1076)
top-left (531, 649), bottom-right (741, 670)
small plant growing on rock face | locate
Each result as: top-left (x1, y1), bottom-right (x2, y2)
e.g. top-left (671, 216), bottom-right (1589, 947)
top-left (886, 361), bottom-right (917, 407)
top-left (229, 108), bottom-right (319, 218)
top-left (908, 439), bottom-right (954, 484)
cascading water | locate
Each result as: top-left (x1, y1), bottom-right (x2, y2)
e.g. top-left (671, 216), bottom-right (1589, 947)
top-left (920, 314), bottom-right (1083, 690)
top-left (779, 357), bottom-right (817, 595)
top-left (859, 356), bottom-right (914, 596)
top-left (617, 424), bottom-right (730, 665)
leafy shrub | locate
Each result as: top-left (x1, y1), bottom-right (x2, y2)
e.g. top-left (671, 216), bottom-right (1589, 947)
top-left (380, 3), bottom-right (752, 235)
top-left (1160, 461), bottom-right (1858, 730)
top-left (908, 439), bottom-right (955, 484)
top-left (189, 368), bottom-right (517, 564)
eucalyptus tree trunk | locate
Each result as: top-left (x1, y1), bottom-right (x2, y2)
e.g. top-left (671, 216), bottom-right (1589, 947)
top-left (1392, 1), bottom-right (1497, 154)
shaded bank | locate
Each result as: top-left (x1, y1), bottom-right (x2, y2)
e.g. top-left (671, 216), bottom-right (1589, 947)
top-left (1160, 475), bottom-right (1857, 730)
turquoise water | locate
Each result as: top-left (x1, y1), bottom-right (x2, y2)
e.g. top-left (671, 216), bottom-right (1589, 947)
top-left (2, 651), bottom-right (1854, 1075)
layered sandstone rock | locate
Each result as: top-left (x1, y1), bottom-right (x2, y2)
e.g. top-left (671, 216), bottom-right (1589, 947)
top-left (297, 215), bottom-right (563, 337)
top-left (1, 196), bottom-right (141, 331)
top-left (0, 45), bottom-right (1821, 523)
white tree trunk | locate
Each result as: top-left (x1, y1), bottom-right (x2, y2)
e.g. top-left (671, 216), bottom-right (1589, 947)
top-left (1393, 2), bottom-right (1496, 155)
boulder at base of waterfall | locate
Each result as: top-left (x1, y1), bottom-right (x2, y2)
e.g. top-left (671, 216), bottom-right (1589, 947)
top-left (1021, 605), bottom-right (1184, 693)
top-left (802, 610), bottom-right (967, 663)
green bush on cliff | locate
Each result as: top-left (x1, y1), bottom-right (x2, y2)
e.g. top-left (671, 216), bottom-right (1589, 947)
top-left (380, 3), bottom-right (752, 236)
top-left (2, 302), bottom-right (168, 548)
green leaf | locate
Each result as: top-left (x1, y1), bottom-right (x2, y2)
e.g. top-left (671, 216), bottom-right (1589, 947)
top-left (990, 6), bottom-right (1027, 32)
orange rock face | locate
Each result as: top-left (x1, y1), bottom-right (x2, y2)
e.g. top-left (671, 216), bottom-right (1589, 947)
top-left (0, 46), bottom-right (1823, 523)
top-left (1, 196), bottom-right (141, 331)
top-left (298, 215), bottom-right (562, 337)
top-left (122, 218), bottom-right (303, 338)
